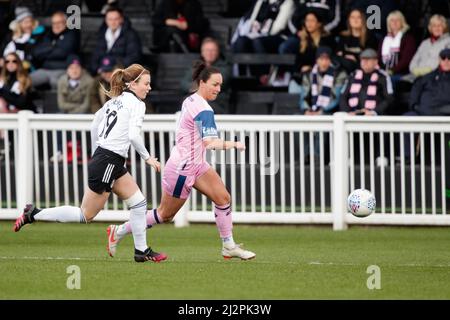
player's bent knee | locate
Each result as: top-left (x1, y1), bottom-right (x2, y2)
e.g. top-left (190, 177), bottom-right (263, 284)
top-left (215, 193), bottom-right (231, 207)
top-left (125, 190), bottom-right (146, 209)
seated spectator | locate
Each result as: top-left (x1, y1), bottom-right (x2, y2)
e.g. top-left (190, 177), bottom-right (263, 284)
top-left (180, 37), bottom-right (231, 114)
top-left (280, 11), bottom-right (335, 78)
top-left (402, 47), bottom-right (450, 162)
top-left (0, 52), bottom-right (35, 114)
top-left (289, 46), bottom-right (347, 159)
top-left (289, 0), bottom-right (341, 34)
top-left (407, 48), bottom-right (450, 116)
top-left (379, 10), bottom-right (416, 83)
top-left (408, 14), bottom-right (450, 79)
top-left (2, 6), bottom-right (45, 72)
top-left (31, 11), bottom-right (80, 89)
top-left (346, 0), bottom-right (398, 41)
top-left (289, 46), bottom-right (347, 114)
top-left (336, 8), bottom-right (378, 73)
top-left (340, 48), bottom-right (394, 116)
top-left (89, 56), bottom-right (120, 114)
top-left (57, 55), bottom-right (93, 115)
top-left (152, 0), bottom-right (210, 53)
top-left (90, 7), bottom-right (142, 75)
top-left (230, 0), bottom-right (295, 76)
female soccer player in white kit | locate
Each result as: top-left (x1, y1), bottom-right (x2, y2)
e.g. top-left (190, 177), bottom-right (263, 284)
top-left (13, 64), bottom-right (167, 263)
top-left (107, 61), bottom-right (256, 261)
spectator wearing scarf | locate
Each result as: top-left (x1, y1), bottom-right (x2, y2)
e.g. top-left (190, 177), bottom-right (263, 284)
top-left (289, 46), bottom-right (346, 114)
top-left (340, 48), bottom-right (394, 115)
top-left (379, 10), bottom-right (416, 78)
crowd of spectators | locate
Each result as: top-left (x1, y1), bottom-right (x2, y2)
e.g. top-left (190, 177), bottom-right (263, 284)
top-left (0, 0), bottom-right (448, 120)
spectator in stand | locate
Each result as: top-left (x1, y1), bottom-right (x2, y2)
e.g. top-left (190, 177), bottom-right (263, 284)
top-left (89, 56), bottom-right (121, 114)
top-left (0, 52), bottom-right (35, 114)
top-left (152, 0), bottom-right (210, 53)
top-left (288, 0), bottom-right (341, 34)
top-left (378, 10), bottom-right (416, 83)
top-left (402, 48), bottom-right (450, 162)
top-left (336, 8), bottom-right (378, 73)
top-left (2, 6), bottom-right (45, 72)
top-left (31, 11), bottom-right (79, 89)
top-left (57, 54), bottom-right (93, 115)
top-left (289, 46), bottom-right (347, 159)
top-left (340, 48), bottom-right (394, 116)
top-left (51, 55), bottom-right (93, 162)
top-left (407, 48), bottom-right (450, 116)
top-left (280, 11), bottom-right (335, 80)
top-left (180, 37), bottom-right (231, 114)
top-left (408, 14), bottom-right (450, 79)
top-left (230, 0), bottom-right (295, 75)
top-left (345, 0), bottom-right (398, 41)
top-left (290, 46), bottom-right (347, 114)
top-left (90, 7), bottom-right (142, 75)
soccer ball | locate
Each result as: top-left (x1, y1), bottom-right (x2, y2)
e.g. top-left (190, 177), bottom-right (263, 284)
top-left (347, 189), bottom-right (376, 217)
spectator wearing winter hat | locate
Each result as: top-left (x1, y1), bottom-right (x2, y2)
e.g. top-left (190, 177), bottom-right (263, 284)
top-left (289, 46), bottom-right (347, 159)
top-left (31, 11), bottom-right (80, 89)
top-left (2, 6), bottom-right (45, 71)
top-left (57, 55), bottom-right (93, 115)
top-left (89, 56), bottom-right (121, 113)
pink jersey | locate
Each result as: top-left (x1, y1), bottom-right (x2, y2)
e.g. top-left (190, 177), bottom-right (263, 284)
top-left (168, 93), bottom-right (218, 175)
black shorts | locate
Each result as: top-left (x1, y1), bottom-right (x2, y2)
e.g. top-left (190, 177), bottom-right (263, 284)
top-left (88, 147), bottom-right (128, 194)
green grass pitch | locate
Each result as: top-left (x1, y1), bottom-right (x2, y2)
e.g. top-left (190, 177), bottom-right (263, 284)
top-left (1, 221), bottom-right (450, 299)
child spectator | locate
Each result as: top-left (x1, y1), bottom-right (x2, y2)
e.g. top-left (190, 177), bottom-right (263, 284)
top-left (57, 54), bottom-right (93, 115)
top-left (89, 56), bottom-right (120, 114)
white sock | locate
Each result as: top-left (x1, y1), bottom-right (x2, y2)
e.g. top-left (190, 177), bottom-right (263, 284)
top-left (222, 236), bottom-right (236, 249)
top-left (127, 192), bottom-right (148, 252)
top-left (34, 206), bottom-right (86, 223)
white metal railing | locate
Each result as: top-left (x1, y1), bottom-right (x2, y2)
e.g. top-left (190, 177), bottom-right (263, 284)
top-left (0, 111), bottom-right (448, 230)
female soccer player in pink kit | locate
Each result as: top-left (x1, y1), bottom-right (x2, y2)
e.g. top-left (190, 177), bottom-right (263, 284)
top-left (107, 61), bottom-right (256, 261)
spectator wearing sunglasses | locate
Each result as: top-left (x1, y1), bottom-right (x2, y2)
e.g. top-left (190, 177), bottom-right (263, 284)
top-left (0, 52), bottom-right (35, 113)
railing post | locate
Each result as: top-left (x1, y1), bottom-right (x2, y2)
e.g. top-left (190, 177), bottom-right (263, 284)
top-left (332, 112), bottom-right (348, 230)
top-left (16, 110), bottom-right (34, 214)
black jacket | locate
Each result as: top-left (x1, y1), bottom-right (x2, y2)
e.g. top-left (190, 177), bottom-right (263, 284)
top-left (409, 69), bottom-right (450, 115)
top-left (90, 19), bottom-right (142, 74)
top-left (340, 69), bottom-right (393, 115)
top-left (32, 28), bottom-right (80, 70)
top-left (0, 73), bottom-right (35, 112)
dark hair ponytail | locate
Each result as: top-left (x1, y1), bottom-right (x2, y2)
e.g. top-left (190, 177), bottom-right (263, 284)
top-left (189, 60), bottom-right (221, 94)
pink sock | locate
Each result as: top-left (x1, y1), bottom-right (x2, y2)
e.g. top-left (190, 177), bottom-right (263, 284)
top-left (214, 203), bottom-right (233, 238)
top-left (121, 209), bottom-right (162, 235)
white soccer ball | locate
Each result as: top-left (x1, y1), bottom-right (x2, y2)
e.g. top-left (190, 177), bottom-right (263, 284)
top-left (347, 189), bottom-right (376, 217)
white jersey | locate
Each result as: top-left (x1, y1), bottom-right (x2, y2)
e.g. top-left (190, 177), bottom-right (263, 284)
top-left (91, 91), bottom-right (150, 160)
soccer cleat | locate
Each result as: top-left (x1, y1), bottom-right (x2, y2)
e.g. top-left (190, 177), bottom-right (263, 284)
top-left (106, 225), bottom-right (123, 257)
top-left (222, 244), bottom-right (256, 260)
top-left (134, 247), bottom-right (168, 263)
top-left (13, 204), bottom-right (38, 232)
